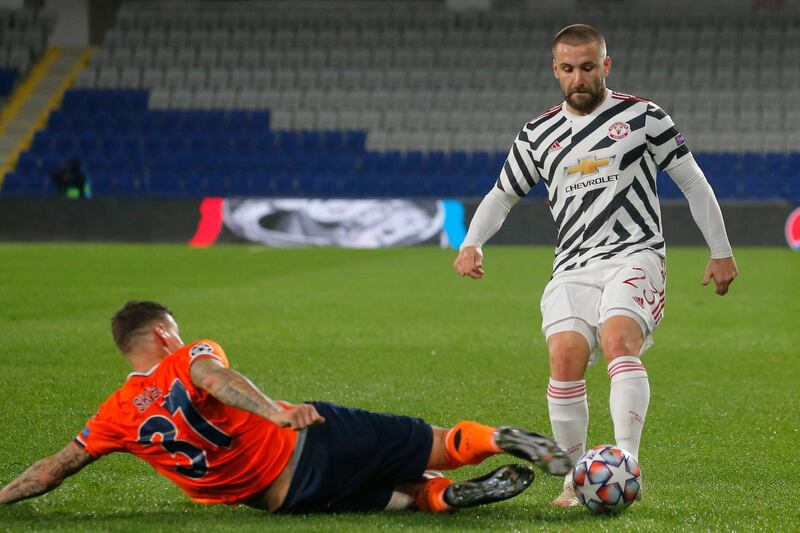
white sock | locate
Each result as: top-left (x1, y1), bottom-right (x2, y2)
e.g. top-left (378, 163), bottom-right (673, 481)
top-left (608, 356), bottom-right (650, 460)
top-left (385, 491), bottom-right (415, 511)
top-left (547, 378), bottom-right (589, 467)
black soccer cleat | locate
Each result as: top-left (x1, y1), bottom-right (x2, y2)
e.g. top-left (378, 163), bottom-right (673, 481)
top-left (443, 464), bottom-right (534, 509)
top-left (494, 426), bottom-right (572, 476)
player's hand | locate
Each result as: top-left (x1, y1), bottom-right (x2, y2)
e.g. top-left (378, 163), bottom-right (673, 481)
top-left (453, 246), bottom-right (485, 279)
top-left (269, 404), bottom-right (326, 430)
top-left (702, 256), bottom-right (738, 295)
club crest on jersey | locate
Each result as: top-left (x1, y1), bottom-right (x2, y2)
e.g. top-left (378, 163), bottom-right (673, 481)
top-left (190, 342), bottom-right (214, 358)
top-left (607, 121), bottom-right (631, 140)
top-left (548, 140), bottom-right (563, 153)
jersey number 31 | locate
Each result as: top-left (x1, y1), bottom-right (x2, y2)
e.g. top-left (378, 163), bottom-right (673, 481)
top-left (137, 379), bottom-right (232, 478)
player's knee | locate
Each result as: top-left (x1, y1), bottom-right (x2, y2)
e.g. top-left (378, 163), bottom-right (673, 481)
top-left (601, 331), bottom-right (642, 359)
top-left (548, 336), bottom-right (589, 380)
top-left (600, 316), bottom-right (644, 359)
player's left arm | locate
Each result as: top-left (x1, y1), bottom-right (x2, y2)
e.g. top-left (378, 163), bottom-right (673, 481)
top-left (0, 442), bottom-right (96, 504)
top-left (665, 156), bottom-right (738, 295)
top-left (190, 358), bottom-right (325, 430)
top-left (646, 103), bottom-right (737, 295)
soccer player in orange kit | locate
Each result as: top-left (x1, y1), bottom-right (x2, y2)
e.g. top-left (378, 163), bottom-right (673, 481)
top-left (1, 301), bottom-right (571, 513)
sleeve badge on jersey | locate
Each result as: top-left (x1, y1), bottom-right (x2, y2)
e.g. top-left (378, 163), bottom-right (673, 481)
top-left (190, 342), bottom-right (215, 358)
top-left (675, 133), bottom-right (685, 146)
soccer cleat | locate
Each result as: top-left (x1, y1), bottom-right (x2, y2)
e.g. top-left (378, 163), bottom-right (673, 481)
top-left (552, 481), bottom-right (580, 507)
top-left (443, 464), bottom-right (534, 509)
top-left (494, 426), bottom-right (572, 476)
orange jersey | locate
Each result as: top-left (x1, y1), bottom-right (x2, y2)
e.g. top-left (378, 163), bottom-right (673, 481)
top-left (74, 340), bottom-right (297, 505)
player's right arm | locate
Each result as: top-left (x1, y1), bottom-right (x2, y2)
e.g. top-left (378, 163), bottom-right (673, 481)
top-left (0, 442), bottom-right (95, 504)
top-left (190, 358), bottom-right (325, 430)
top-left (455, 130), bottom-right (538, 278)
top-left (454, 188), bottom-right (521, 278)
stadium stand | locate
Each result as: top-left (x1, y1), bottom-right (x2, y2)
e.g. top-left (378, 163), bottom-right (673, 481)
top-left (1, 0), bottom-right (798, 200)
top-left (0, 7), bottom-right (55, 100)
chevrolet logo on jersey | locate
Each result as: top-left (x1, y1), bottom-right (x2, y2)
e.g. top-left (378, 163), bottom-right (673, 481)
top-left (567, 156), bottom-right (612, 177)
top-left (564, 155), bottom-right (618, 195)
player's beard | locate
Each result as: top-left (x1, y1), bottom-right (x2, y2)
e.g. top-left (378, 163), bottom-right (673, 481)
top-left (564, 80), bottom-right (605, 113)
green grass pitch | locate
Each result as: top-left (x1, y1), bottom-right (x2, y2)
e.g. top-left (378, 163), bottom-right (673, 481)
top-left (0, 243), bottom-right (798, 532)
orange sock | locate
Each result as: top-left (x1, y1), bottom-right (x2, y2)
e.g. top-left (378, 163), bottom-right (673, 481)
top-left (416, 477), bottom-right (454, 512)
top-left (444, 421), bottom-right (502, 467)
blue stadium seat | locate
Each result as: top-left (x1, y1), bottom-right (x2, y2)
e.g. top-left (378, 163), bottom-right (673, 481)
top-left (300, 131), bottom-right (322, 152)
top-left (345, 131), bottom-right (367, 153)
top-left (445, 152), bottom-right (468, 176)
top-left (0, 68), bottom-right (17, 97)
top-left (424, 152), bottom-right (445, 178)
top-left (277, 131), bottom-right (301, 153)
top-left (2, 172), bottom-right (20, 194)
top-left (322, 131), bottom-right (344, 151)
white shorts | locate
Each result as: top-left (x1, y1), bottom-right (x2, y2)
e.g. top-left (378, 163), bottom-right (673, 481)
top-left (540, 251), bottom-right (667, 365)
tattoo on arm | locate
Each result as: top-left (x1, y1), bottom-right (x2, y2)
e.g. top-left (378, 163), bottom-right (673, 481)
top-left (191, 359), bottom-right (281, 419)
top-left (0, 443), bottom-right (95, 504)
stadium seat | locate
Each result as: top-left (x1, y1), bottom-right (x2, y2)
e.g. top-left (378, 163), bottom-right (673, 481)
top-left (4, 2), bottom-right (799, 200)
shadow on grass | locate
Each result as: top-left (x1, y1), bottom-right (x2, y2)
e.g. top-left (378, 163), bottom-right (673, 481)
top-left (1, 503), bottom-right (622, 531)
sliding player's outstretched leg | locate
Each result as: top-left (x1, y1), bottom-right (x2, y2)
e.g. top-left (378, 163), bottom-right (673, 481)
top-left (445, 464), bottom-right (535, 508)
top-left (392, 420), bottom-right (571, 512)
top-left (415, 464), bottom-right (535, 512)
top-left (494, 426), bottom-right (572, 475)
top-left (428, 421), bottom-right (571, 475)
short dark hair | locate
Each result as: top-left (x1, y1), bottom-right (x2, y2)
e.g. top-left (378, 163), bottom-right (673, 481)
top-left (552, 24), bottom-right (607, 57)
top-left (111, 300), bottom-right (173, 353)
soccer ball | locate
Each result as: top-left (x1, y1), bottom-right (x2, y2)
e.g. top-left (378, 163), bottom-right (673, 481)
top-left (572, 445), bottom-right (641, 513)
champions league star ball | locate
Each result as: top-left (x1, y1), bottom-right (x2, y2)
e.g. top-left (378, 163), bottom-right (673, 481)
top-left (572, 445), bottom-right (641, 514)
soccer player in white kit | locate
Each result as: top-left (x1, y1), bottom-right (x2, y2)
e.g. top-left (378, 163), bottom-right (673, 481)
top-left (453, 24), bottom-right (738, 506)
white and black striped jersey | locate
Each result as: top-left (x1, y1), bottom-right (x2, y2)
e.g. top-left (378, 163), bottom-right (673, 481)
top-left (498, 88), bottom-right (691, 275)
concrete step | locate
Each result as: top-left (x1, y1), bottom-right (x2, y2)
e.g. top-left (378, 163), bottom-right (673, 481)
top-left (1, 47), bottom-right (92, 177)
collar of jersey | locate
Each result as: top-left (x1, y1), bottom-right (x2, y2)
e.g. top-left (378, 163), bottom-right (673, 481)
top-left (127, 364), bottom-right (160, 379)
